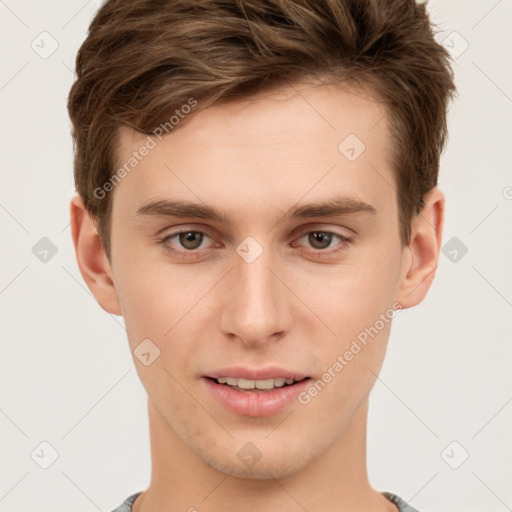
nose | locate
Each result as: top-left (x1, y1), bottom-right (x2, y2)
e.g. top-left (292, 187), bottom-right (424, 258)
top-left (218, 246), bottom-right (294, 347)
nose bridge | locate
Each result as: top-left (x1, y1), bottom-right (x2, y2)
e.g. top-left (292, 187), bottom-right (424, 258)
top-left (219, 242), bottom-right (292, 345)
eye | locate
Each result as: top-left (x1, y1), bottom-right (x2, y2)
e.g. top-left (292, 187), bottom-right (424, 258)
top-left (293, 229), bottom-right (353, 252)
top-left (158, 227), bottom-right (353, 261)
top-left (161, 230), bottom-right (214, 251)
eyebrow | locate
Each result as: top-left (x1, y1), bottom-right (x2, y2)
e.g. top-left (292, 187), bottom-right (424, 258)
top-left (135, 195), bottom-right (377, 226)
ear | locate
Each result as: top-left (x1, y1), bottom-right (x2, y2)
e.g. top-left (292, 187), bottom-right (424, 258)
top-left (396, 187), bottom-right (445, 309)
top-left (70, 194), bottom-right (122, 315)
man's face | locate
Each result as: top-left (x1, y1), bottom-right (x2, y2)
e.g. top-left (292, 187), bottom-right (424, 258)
top-left (109, 83), bottom-right (406, 478)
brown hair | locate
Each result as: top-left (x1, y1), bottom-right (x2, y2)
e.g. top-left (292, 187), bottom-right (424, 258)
top-left (68, 0), bottom-right (455, 258)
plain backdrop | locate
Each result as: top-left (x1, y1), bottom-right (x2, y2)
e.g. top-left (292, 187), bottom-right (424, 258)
top-left (1, 1), bottom-right (511, 511)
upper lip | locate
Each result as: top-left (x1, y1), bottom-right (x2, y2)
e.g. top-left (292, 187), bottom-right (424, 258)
top-left (206, 367), bottom-right (309, 381)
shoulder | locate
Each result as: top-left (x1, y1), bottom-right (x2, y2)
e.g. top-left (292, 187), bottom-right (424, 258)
top-left (383, 492), bottom-right (422, 512)
top-left (109, 492), bottom-right (142, 512)
top-left (111, 491), bottom-right (418, 512)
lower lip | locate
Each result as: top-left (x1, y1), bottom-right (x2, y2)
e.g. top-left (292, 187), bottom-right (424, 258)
top-left (203, 378), bottom-right (311, 417)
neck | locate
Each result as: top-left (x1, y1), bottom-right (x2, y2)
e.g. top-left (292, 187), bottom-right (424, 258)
top-left (133, 399), bottom-right (397, 512)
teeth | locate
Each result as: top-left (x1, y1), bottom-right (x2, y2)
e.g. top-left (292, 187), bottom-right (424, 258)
top-left (215, 377), bottom-right (296, 389)
top-left (238, 378), bottom-right (255, 389)
top-left (256, 379), bottom-right (275, 390)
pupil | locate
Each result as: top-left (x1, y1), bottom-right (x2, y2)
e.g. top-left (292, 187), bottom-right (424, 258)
top-left (309, 231), bottom-right (331, 249)
top-left (180, 231), bottom-right (203, 249)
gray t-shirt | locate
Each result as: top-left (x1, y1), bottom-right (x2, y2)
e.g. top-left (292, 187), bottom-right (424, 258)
top-left (111, 491), bottom-right (420, 511)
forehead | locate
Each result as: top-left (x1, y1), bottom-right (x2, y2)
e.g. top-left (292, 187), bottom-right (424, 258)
top-left (113, 82), bottom-right (395, 225)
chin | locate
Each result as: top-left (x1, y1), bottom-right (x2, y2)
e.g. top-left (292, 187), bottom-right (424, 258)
top-left (191, 438), bottom-right (319, 480)
top-left (205, 455), bottom-right (309, 480)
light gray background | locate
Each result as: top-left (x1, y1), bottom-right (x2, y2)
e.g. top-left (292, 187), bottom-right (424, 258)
top-left (1, 1), bottom-right (511, 511)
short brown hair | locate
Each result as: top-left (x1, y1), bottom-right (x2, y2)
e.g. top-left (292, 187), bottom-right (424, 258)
top-left (68, 0), bottom-right (455, 258)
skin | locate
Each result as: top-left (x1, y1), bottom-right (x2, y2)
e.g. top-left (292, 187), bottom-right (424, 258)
top-left (71, 82), bottom-right (444, 512)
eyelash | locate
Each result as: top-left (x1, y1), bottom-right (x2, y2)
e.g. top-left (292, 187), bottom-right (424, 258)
top-left (159, 229), bottom-right (215, 260)
top-left (159, 228), bottom-right (353, 260)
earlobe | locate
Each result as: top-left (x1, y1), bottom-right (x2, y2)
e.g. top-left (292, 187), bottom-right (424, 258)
top-left (396, 188), bottom-right (445, 309)
top-left (70, 194), bottom-right (122, 315)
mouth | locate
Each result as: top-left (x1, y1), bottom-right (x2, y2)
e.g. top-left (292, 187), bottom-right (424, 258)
top-left (207, 376), bottom-right (308, 392)
top-left (203, 369), bottom-right (312, 417)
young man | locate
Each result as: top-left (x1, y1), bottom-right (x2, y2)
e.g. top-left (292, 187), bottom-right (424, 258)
top-left (68, 1), bottom-right (455, 510)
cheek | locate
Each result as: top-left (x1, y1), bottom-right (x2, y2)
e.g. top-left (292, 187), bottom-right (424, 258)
top-left (112, 237), bottom-right (190, 329)
top-left (112, 256), bottom-right (213, 378)
top-left (298, 244), bottom-right (402, 391)
top-left (113, 268), bottom-right (202, 404)
top-left (113, 273), bottom-right (164, 341)
top-left (300, 249), bottom-right (401, 335)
